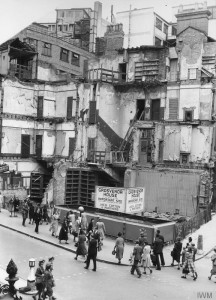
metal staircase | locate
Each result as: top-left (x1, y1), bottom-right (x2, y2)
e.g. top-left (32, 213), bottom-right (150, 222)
top-left (119, 111), bottom-right (138, 151)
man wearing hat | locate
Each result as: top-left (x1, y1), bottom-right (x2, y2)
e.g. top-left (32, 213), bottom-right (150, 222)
top-left (35, 259), bottom-right (45, 300)
top-left (130, 240), bottom-right (143, 278)
top-left (84, 234), bottom-right (98, 271)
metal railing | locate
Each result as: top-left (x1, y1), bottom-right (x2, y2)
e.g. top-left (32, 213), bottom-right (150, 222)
top-left (88, 67), bottom-right (126, 83)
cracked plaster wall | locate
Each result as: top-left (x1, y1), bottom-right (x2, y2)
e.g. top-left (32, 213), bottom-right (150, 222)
top-left (191, 126), bottom-right (212, 163)
top-left (179, 86), bottom-right (200, 120)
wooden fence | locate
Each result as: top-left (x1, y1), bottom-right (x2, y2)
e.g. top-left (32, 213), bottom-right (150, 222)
top-left (174, 204), bottom-right (212, 240)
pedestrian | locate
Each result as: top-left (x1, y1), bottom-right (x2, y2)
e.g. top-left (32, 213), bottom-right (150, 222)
top-left (74, 229), bottom-right (87, 260)
top-left (48, 257), bottom-right (55, 270)
top-left (130, 240), bottom-right (142, 278)
top-left (191, 243), bottom-right (197, 262)
top-left (13, 196), bottom-right (19, 217)
top-left (86, 218), bottom-right (94, 242)
top-left (84, 233), bottom-right (98, 272)
top-left (67, 210), bottom-right (75, 234)
top-left (142, 242), bottom-right (152, 275)
top-left (0, 192), bottom-right (3, 212)
top-left (208, 247), bottom-right (216, 281)
top-left (156, 229), bottom-right (164, 244)
top-left (42, 204), bottom-right (49, 225)
top-left (171, 237), bottom-right (182, 269)
top-left (8, 198), bottom-right (14, 217)
top-left (28, 202), bottom-right (35, 224)
top-left (35, 259), bottom-right (45, 300)
top-left (181, 247), bottom-right (198, 280)
top-left (153, 235), bottom-right (164, 270)
top-left (49, 210), bottom-right (60, 238)
top-left (59, 219), bottom-right (69, 244)
top-left (35, 205), bottom-right (42, 234)
top-left (113, 232), bottom-right (124, 264)
top-left (95, 217), bottom-right (106, 246)
top-left (72, 214), bottom-right (80, 242)
top-left (138, 230), bottom-right (147, 249)
top-left (80, 212), bottom-right (88, 232)
top-left (43, 263), bottom-right (55, 300)
top-left (21, 200), bottom-right (29, 227)
top-left (181, 247), bottom-right (187, 267)
top-left (188, 237), bottom-right (193, 247)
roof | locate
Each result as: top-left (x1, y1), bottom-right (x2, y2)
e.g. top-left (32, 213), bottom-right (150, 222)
top-left (118, 45), bottom-right (165, 54)
top-left (177, 26), bottom-right (216, 42)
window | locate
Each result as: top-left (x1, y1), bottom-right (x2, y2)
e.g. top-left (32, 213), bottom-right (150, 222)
top-left (169, 98), bottom-right (178, 120)
top-left (60, 48), bottom-right (69, 62)
top-left (58, 25), bottom-right (62, 31)
top-left (156, 17), bottom-right (162, 30)
top-left (23, 38), bottom-right (37, 50)
top-left (136, 99), bottom-right (145, 120)
top-left (180, 153), bottom-right (190, 164)
top-left (119, 63), bottom-right (126, 81)
top-left (21, 134), bottom-right (30, 158)
top-left (155, 37), bottom-right (161, 46)
top-left (158, 140), bottom-right (164, 162)
top-left (88, 138), bottom-right (95, 161)
top-left (151, 99), bottom-right (160, 121)
top-left (71, 52), bottom-right (80, 66)
top-left (67, 97), bottom-right (73, 119)
top-left (163, 24), bottom-right (168, 35)
top-left (36, 135), bottom-right (42, 158)
top-left (63, 25), bottom-right (68, 31)
top-left (189, 68), bottom-right (197, 79)
top-left (42, 43), bottom-right (52, 56)
top-left (69, 137), bottom-right (75, 157)
top-left (89, 101), bottom-right (97, 124)
top-left (37, 96), bottom-right (43, 118)
top-left (184, 110), bottom-right (193, 122)
top-left (172, 26), bottom-right (177, 36)
top-left (69, 24), bottom-right (73, 32)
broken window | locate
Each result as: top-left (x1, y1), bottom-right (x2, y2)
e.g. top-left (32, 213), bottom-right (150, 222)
top-left (156, 17), bottom-right (162, 30)
top-left (60, 48), bottom-right (69, 62)
top-left (71, 52), bottom-right (80, 66)
top-left (158, 140), bottom-right (164, 162)
top-left (151, 99), bottom-right (160, 121)
top-left (136, 99), bottom-right (145, 120)
top-left (67, 97), bottom-right (73, 119)
top-left (139, 129), bottom-right (152, 164)
top-left (36, 135), bottom-right (42, 158)
top-left (188, 68), bottom-right (197, 79)
top-left (184, 110), bottom-right (193, 122)
top-left (42, 43), bottom-right (52, 56)
top-left (23, 38), bottom-right (37, 50)
top-left (21, 134), bottom-right (30, 158)
top-left (119, 63), bottom-right (127, 81)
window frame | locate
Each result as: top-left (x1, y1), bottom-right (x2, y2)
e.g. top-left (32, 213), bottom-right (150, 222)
top-left (71, 52), bottom-right (80, 66)
top-left (42, 42), bottom-right (52, 57)
top-left (156, 17), bottom-right (162, 31)
top-left (60, 48), bottom-right (69, 62)
top-left (188, 68), bottom-right (197, 80)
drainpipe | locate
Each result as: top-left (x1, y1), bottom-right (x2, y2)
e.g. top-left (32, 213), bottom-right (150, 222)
top-left (73, 82), bottom-right (80, 162)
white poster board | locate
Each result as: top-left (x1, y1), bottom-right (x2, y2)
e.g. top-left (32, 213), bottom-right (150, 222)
top-left (95, 186), bottom-right (126, 212)
top-left (125, 187), bottom-right (145, 213)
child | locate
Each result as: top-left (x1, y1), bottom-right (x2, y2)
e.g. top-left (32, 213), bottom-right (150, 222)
top-left (191, 243), bottom-right (197, 262)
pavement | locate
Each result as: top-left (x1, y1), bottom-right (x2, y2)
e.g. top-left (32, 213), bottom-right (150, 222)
top-left (0, 208), bottom-right (216, 296)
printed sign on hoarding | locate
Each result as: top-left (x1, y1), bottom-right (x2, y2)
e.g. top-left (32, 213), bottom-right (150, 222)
top-left (125, 187), bottom-right (145, 214)
top-left (95, 186), bottom-right (126, 212)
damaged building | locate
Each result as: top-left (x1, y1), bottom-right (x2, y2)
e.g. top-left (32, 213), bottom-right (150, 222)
top-left (0, 2), bottom-right (215, 218)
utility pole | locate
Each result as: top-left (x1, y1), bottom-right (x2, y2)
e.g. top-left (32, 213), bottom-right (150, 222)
top-left (128, 5), bottom-right (132, 48)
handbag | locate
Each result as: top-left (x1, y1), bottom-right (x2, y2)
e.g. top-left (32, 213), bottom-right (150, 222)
top-left (182, 265), bottom-right (189, 274)
top-left (112, 249), bottom-right (116, 255)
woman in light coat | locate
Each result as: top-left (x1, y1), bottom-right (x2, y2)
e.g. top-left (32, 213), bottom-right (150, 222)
top-left (95, 217), bottom-right (106, 245)
top-left (50, 210), bottom-right (60, 238)
top-left (114, 232), bottom-right (124, 264)
top-left (142, 242), bottom-right (152, 274)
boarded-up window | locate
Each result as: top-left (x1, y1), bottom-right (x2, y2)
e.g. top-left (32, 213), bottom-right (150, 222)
top-left (189, 68), bottom-right (197, 79)
top-left (169, 98), bottom-right (178, 120)
top-left (67, 97), bottom-right (73, 119)
top-left (89, 101), bottom-right (97, 124)
top-left (36, 135), bottom-right (42, 158)
top-left (37, 96), bottom-right (43, 118)
top-left (69, 137), bottom-right (75, 156)
top-left (21, 134), bottom-right (30, 158)
top-left (151, 99), bottom-right (160, 121)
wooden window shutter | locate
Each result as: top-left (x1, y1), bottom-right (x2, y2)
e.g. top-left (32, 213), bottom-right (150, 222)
top-left (37, 96), bottom-right (43, 118)
top-left (67, 97), bottom-right (73, 119)
top-left (89, 101), bottom-right (97, 124)
top-left (21, 134), bottom-right (30, 158)
top-left (169, 98), bottom-right (178, 120)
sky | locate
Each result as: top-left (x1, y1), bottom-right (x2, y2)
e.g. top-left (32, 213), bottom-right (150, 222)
top-left (0, 0), bottom-right (216, 44)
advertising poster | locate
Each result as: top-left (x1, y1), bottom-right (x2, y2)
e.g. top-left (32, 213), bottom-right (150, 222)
top-left (95, 186), bottom-right (126, 212)
top-left (125, 187), bottom-right (145, 213)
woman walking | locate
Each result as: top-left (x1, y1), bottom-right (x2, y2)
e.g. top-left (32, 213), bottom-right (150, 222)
top-left (171, 237), bottom-right (182, 270)
top-left (50, 210), bottom-right (60, 238)
top-left (34, 205), bottom-right (42, 234)
top-left (181, 247), bottom-right (198, 280)
top-left (95, 217), bottom-right (106, 246)
top-left (43, 263), bottom-right (55, 300)
top-left (87, 218), bottom-right (94, 242)
top-left (142, 242), bottom-right (152, 274)
top-left (59, 219), bottom-right (69, 244)
top-left (35, 259), bottom-right (45, 300)
top-left (113, 232), bottom-right (124, 264)
top-left (74, 230), bottom-right (87, 260)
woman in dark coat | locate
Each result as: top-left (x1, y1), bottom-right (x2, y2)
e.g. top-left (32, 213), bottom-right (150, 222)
top-left (28, 202), bottom-right (35, 224)
top-left (35, 259), bottom-right (45, 299)
top-left (59, 220), bottom-right (69, 244)
top-left (74, 229), bottom-right (87, 260)
top-left (171, 237), bottom-right (182, 269)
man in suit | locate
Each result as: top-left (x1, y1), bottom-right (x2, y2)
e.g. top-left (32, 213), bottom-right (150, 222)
top-left (131, 240), bottom-right (143, 278)
top-left (153, 234), bottom-right (165, 270)
top-left (84, 234), bottom-right (98, 271)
